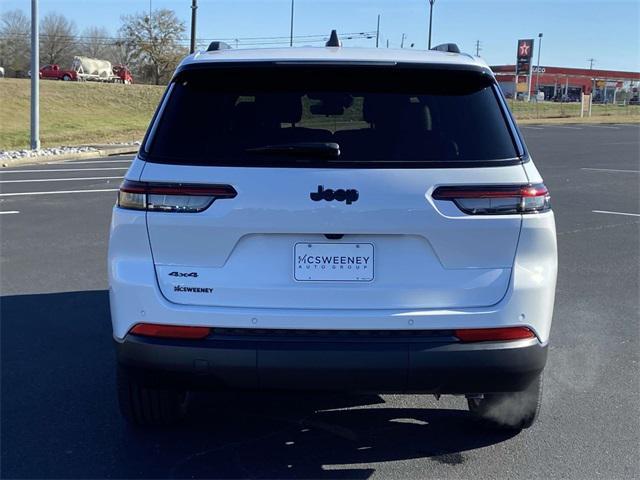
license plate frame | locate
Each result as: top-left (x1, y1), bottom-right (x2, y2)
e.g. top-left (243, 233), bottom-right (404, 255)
top-left (294, 243), bottom-right (374, 282)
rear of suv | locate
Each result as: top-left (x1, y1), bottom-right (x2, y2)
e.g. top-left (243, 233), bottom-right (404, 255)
top-left (109, 43), bottom-right (557, 430)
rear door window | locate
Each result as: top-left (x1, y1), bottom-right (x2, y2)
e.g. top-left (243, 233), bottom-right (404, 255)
top-left (145, 65), bottom-right (521, 168)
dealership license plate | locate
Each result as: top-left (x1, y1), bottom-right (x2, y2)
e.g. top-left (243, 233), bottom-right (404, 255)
top-left (294, 243), bottom-right (374, 282)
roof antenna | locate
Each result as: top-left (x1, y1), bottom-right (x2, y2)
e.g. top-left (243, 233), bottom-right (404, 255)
top-left (326, 30), bottom-right (341, 47)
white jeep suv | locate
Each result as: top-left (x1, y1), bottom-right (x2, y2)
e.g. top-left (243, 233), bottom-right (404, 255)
top-left (109, 41), bottom-right (557, 429)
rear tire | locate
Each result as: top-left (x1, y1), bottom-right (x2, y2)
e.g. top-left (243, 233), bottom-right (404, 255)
top-left (467, 373), bottom-right (543, 431)
top-left (117, 365), bottom-right (187, 426)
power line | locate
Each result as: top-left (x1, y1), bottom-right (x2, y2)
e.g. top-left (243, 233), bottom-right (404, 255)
top-left (1, 33), bottom-right (378, 51)
top-left (1, 31), bottom-right (376, 44)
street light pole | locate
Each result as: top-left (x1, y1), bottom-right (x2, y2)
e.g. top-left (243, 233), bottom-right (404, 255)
top-left (427, 0), bottom-right (435, 49)
top-left (535, 32), bottom-right (543, 97)
top-left (190, 0), bottom-right (197, 54)
top-left (376, 14), bottom-right (380, 48)
top-left (289, 0), bottom-right (295, 47)
top-left (30, 0), bottom-right (40, 150)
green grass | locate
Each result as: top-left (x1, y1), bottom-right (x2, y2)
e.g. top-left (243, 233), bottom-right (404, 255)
top-left (508, 99), bottom-right (640, 122)
top-left (0, 78), bottom-right (164, 150)
top-left (1, 78), bottom-right (638, 150)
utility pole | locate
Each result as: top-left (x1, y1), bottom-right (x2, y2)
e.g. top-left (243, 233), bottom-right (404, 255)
top-left (588, 58), bottom-right (595, 70)
top-left (30, 0), bottom-right (40, 150)
top-left (427, 0), bottom-right (435, 49)
top-left (376, 14), bottom-right (380, 48)
top-left (534, 33), bottom-right (543, 96)
top-left (190, 0), bottom-right (197, 54)
top-left (401, 33), bottom-right (406, 49)
top-left (289, 0), bottom-right (295, 47)
top-left (475, 40), bottom-right (481, 56)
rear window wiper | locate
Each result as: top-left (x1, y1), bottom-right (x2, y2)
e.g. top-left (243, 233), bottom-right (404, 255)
top-left (245, 142), bottom-right (340, 158)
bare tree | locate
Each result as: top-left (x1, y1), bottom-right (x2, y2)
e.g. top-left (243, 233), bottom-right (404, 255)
top-left (0, 9), bottom-right (31, 76)
top-left (108, 34), bottom-right (137, 67)
top-left (80, 26), bottom-right (110, 59)
top-left (40, 12), bottom-right (77, 66)
top-left (119, 9), bottom-right (185, 85)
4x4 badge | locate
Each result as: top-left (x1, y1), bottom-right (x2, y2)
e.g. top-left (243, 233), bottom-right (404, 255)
top-left (310, 185), bottom-right (359, 205)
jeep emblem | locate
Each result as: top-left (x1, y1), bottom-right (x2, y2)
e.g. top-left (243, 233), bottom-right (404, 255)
top-left (310, 185), bottom-right (359, 205)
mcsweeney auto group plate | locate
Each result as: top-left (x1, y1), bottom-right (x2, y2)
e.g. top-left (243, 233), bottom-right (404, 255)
top-left (294, 243), bottom-right (374, 282)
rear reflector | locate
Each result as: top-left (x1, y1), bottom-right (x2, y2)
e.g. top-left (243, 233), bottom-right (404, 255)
top-left (454, 327), bottom-right (536, 342)
top-left (118, 180), bottom-right (237, 213)
top-left (130, 323), bottom-right (211, 339)
top-left (432, 183), bottom-right (550, 215)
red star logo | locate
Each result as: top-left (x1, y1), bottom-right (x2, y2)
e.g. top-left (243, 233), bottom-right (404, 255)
top-left (519, 42), bottom-right (530, 56)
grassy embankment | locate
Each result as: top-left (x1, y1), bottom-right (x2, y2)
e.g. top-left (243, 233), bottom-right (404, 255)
top-left (1, 77), bottom-right (638, 149)
top-left (0, 78), bottom-right (164, 150)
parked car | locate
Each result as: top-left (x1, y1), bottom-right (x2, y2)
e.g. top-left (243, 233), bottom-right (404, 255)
top-left (109, 37), bottom-right (557, 430)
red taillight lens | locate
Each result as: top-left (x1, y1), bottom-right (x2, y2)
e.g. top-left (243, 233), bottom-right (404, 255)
top-left (432, 183), bottom-right (551, 215)
top-left (118, 180), bottom-right (237, 213)
top-left (454, 327), bottom-right (536, 342)
top-left (130, 323), bottom-right (211, 339)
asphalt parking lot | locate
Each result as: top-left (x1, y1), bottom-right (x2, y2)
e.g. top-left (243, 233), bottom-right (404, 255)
top-left (1, 124), bottom-right (639, 479)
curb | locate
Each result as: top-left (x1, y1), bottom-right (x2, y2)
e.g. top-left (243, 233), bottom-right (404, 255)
top-left (1, 145), bottom-right (139, 168)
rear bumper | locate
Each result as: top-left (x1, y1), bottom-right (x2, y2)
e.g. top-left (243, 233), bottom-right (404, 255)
top-left (115, 330), bottom-right (547, 394)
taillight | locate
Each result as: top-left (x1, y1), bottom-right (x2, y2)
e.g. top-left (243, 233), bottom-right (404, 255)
top-left (130, 323), bottom-right (211, 339)
top-left (454, 327), bottom-right (536, 342)
top-left (432, 183), bottom-right (551, 215)
top-left (118, 180), bottom-right (237, 213)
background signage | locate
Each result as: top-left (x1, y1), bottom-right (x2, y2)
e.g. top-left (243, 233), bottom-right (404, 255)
top-left (516, 39), bottom-right (534, 75)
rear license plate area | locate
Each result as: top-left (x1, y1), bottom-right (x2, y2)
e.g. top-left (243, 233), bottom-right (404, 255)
top-left (294, 243), bottom-right (374, 282)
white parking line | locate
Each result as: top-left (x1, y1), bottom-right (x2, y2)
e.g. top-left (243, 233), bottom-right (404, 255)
top-left (0, 167), bottom-right (128, 174)
top-left (585, 125), bottom-right (619, 129)
top-left (0, 176), bottom-right (123, 184)
top-left (0, 188), bottom-right (119, 197)
top-left (557, 126), bottom-right (582, 130)
top-left (592, 210), bottom-right (640, 217)
top-left (522, 126), bottom-right (544, 130)
top-left (0, 211), bottom-right (19, 215)
top-left (582, 168), bottom-right (640, 173)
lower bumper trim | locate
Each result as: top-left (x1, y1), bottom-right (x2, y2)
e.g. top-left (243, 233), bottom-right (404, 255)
top-left (116, 332), bottom-right (547, 394)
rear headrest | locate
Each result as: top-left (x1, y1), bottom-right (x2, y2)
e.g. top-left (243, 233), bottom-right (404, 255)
top-left (233, 102), bottom-right (258, 129)
top-left (363, 95), bottom-right (410, 126)
top-left (256, 94), bottom-right (303, 125)
top-left (401, 102), bottom-right (432, 131)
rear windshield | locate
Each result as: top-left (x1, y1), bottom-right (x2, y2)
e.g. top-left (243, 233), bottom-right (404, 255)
top-left (144, 65), bottom-right (520, 168)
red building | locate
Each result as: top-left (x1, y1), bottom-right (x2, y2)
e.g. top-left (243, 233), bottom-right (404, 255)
top-left (491, 65), bottom-right (640, 102)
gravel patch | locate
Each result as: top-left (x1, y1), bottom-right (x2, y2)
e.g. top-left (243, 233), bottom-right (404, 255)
top-left (0, 141), bottom-right (141, 164)
top-left (0, 146), bottom-right (98, 162)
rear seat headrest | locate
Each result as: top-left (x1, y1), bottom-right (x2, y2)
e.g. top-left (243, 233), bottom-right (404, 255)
top-left (256, 94), bottom-right (303, 125)
top-left (363, 95), bottom-right (411, 126)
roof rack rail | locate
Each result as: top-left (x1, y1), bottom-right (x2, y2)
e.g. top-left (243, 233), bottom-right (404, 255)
top-left (207, 41), bottom-right (232, 52)
top-left (325, 30), bottom-right (341, 47)
top-left (432, 43), bottom-right (460, 54)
